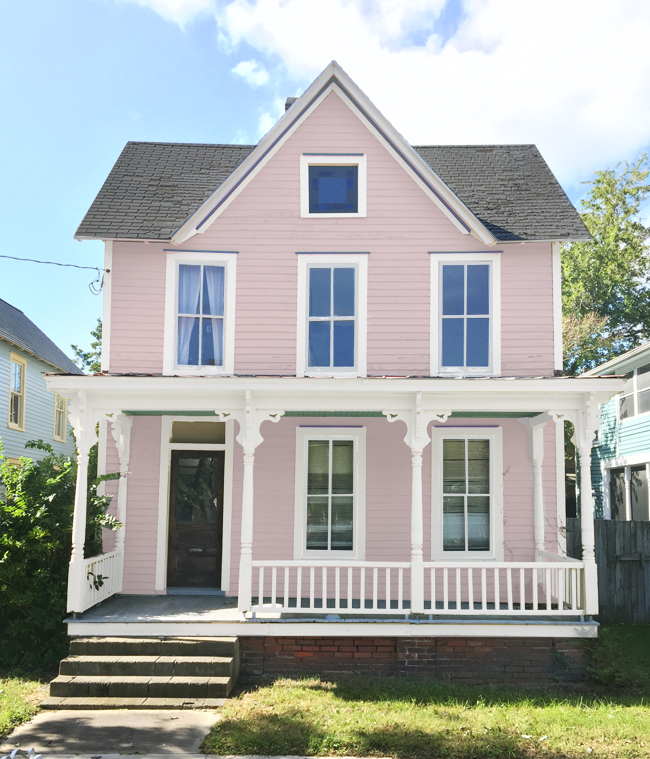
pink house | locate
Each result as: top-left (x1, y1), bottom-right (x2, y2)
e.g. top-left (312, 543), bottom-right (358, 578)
top-left (47, 62), bottom-right (624, 693)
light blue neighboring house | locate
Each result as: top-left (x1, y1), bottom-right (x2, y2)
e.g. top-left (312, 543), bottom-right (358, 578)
top-left (0, 298), bottom-right (81, 464)
top-left (585, 342), bottom-right (650, 521)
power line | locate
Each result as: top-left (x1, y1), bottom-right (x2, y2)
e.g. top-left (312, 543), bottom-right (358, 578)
top-left (0, 254), bottom-right (109, 294)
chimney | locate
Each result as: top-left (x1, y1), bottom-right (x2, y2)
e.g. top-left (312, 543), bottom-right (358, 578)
top-left (285, 97), bottom-right (298, 112)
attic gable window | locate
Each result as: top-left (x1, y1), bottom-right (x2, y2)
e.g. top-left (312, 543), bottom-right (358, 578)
top-left (301, 154), bottom-right (367, 218)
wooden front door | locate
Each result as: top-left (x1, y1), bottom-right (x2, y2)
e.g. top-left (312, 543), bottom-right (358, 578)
top-left (167, 451), bottom-right (224, 588)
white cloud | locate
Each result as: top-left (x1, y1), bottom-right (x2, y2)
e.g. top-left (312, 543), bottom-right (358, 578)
top-left (132, 0), bottom-right (650, 186)
top-left (232, 59), bottom-right (270, 87)
top-left (125, 0), bottom-right (215, 25)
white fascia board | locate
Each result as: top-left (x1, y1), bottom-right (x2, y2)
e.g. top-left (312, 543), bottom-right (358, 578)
top-left (170, 61), bottom-right (495, 247)
top-left (101, 241), bottom-right (113, 372)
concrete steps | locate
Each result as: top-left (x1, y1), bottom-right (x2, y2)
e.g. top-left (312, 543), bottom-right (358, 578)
top-left (42, 636), bottom-right (239, 710)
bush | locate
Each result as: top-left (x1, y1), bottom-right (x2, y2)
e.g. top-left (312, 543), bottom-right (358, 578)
top-left (0, 440), bottom-right (119, 668)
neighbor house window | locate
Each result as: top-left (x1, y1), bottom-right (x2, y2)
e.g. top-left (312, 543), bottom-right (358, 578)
top-left (431, 254), bottom-right (501, 376)
top-left (53, 393), bottom-right (66, 442)
top-left (308, 266), bottom-right (356, 369)
top-left (8, 353), bottom-right (26, 431)
top-left (300, 155), bottom-right (367, 218)
top-left (294, 427), bottom-right (366, 559)
top-left (619, 364), bottom-right (650, 420)
top-left (431, 427), bottom-right (503, 560)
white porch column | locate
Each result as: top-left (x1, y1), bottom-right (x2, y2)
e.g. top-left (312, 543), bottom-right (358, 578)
top-left (521, 416), bottom-right (550, 555)
top-left (67, 391), bottom-right (97, 614)
top-left (110, 413), bottom-right (132, 592)
top-left (384, 395), bottom-right (450, 615)
top-left (217, 391), bottom-right (283, 614)
top-left (624, 466), bottom-right (632, 521)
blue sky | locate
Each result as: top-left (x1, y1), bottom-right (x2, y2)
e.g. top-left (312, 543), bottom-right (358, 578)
top-left (1, 0), bottom-right (649, 360)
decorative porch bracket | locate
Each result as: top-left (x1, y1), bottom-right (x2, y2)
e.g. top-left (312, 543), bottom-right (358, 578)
top-left (519, 413), bottom-right (552, 556)
top-left (383, 394), bottom-right (451, 614)
top-left (216, 390), bottom-right (284, 614)
top-left (550, 393), bottom-right (609, 616)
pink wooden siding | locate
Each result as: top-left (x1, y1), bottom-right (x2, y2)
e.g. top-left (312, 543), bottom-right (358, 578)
top-left (108, 92), bottom-right (555, 378)
top-left (121, 416), bottom-right (162, 594)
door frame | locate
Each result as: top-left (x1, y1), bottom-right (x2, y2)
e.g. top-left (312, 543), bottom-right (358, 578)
top-left (155, 416), bottom-right (234, 593)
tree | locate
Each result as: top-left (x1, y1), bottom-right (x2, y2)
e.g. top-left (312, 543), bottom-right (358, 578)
top-left (562, 155), bottom-right (650, 376)
top-left (71, 318), bottom-right (102, 373)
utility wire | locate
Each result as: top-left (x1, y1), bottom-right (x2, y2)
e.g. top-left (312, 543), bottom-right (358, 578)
top-left (0, 254), bottom-right (109, 295)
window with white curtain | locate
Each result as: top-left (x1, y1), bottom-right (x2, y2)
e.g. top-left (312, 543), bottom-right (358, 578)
top-left (176, 264), bottom-right (225, 367)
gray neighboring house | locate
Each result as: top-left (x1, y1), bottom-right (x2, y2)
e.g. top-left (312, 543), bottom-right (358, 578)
top-left (0, 298), bottom-right (81, 463)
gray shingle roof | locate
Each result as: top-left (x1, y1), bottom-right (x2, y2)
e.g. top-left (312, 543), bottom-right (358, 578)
top-left (0, 299), bottom-right (83, 374)
top-left (76, 141), bottom-right (589, 243)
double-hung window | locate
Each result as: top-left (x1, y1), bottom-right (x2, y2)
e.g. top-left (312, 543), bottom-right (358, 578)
top-left (8, 353), bottom-right (26, 431)
top-left (294, 427), bottom-right (366, 559)
top-left (619, 363), bottom-right (650, 420)
top-left (431, 427), bottom-right (503, 560)
top-left (431, 254), bottom-right (501, 375)
top-left (53, 393), bottom-right (66, 442)
top-left (164, 252), bottom-right (236, 375)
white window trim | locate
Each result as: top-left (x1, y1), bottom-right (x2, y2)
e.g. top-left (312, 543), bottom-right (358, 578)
top-left (53, 392), bottom-right (66, 442)
top-left (296, 253), bottom-right (368, 377)
top-left (294, 426), bottom-right (366, 561)
top-left (300, 154), bottom-right (367, 218)
top-left (163, 251), bottom-right (237, 375)
top-left (617, 366), bottom-right (650, 423)
top-left (8, 352), bottom-right (27, 431)
top-left (430, 252), bottom-right (501, 376)
top-left (155, 416), bottom-right (235, 592)
top-left (431, 426), bottom-right (504, 561)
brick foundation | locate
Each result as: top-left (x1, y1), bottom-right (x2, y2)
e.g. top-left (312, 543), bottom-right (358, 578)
top-left (239, 636), bottom-right (587, 684)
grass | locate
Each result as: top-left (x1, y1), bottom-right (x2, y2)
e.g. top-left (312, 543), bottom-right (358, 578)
top-left (0, 673), bottom-right (50, 739)
top-left (203, 624), bottom-right (650, 758)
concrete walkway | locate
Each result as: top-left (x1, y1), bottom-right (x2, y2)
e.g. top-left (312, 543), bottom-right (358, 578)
top-left (0, 709), bottom-right (218, 756)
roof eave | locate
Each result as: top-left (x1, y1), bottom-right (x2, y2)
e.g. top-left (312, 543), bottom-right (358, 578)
top-left (0, 334), bottom-right (82, 375)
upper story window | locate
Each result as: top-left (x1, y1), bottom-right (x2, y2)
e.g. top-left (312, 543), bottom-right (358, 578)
top-left (430, 253), bottom-right (501, 376)
top-left (296, 253), bottom-right (368, 377)
top-left (619, 363), bottom-right (650, 420)
top-left (163, 252), bottom-right (236, 375)
top-left (300, 154), bottom-right (367, 218)
top-left (53, 393), bottom-right (66, 442)
top-left (431, 426), bottom-right (503, 560)
top-left (8, 353), bottom-right (26, 431)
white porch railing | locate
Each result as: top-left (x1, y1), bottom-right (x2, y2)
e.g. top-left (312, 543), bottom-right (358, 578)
top-left (248, 557), bottom-right (585, 616)
top-left (68, 549), bottom-right (124, 614)
top-left (250, 561), bottom-right (411, 614)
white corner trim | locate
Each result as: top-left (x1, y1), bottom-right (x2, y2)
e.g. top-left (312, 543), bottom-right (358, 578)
top-left (155, 415), bottom-right (235, 592)
top-left (101, 242), bottom-right (113, 373)
top-left (300, 154), bottom-right (367, 218)
top-left (97, 417), bottom-right (108, 498)
top-left (552, 242), bottom-right (563, 373)
top-left (430, 252), bottom-right (501, 376)
top-left (430, 426), bottom-right (504, 561)
top-left (296, 253), bottom-right (368, 377)
top-left (293, 426), bottom-right (366, 561)
top-left (162, 251), bottom-right (237, 376)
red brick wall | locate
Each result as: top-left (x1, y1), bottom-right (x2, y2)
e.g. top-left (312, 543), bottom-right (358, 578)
top-left (239, 636), bottom-right (587, 684)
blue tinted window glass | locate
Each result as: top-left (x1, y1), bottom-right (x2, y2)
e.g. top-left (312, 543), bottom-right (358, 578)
top-left (467, 265), bottom-right (489, 315)
top-left (333, 268), bottom-right (355, 316)
top-left (202, 266), bottom-right (225, 316)
top-left (466, 319), bottom-right (489, 367)
top-left (308, 166), bottom-right (358, 213)
top-left (442, 318), bottom-right (464, 367)
top-left (333, 321), bottom-right (355, 367)
top-left (309, 268), bottom-right (331, 317)
top-left (178, 317), bottom-right (200, 365)
top-left (178, 265), bottom-right (201, 314)
top-left (309, 321), bottom-right (331, 367)
top-left (201, 318), bottom-right (223, 366)
top-left (442, 265), bottom-right (464, 315)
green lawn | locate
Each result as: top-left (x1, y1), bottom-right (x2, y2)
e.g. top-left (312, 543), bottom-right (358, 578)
top-left (0, 674), bottom-right (49, 739)
top-left (203, 624), bottom-right (650, 759)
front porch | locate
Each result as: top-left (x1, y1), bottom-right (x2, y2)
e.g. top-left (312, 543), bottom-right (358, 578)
top-left (46, 374), bottom-right (625, 639)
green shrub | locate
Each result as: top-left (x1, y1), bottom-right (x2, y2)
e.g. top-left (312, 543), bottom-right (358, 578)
top-left (0, 440), bottom-right (119, 668)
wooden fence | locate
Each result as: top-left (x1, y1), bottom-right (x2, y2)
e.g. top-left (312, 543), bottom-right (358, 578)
top-left (566, 518), bottom-right (650, 623)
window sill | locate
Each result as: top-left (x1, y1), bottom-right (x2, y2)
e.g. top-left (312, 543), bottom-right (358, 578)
top-left (304, 371), bottom-right (365, 378)
top-left (167, 367), bottom-right (229, 376)
top-left (301, 212), bottom-right (366, 219)
top-left (7, 422), bottom-right (25, 432)
top-left (53, 436), bottom-right (66, 443)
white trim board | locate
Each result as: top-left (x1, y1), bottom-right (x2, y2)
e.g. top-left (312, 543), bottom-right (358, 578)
top-left (552, 242), bottom-right (563, 373)
top-left (101, 241), bottom-right (113, 373)
top-left (162, 250), bottom-right (237, 376)
top-left (154, 416), bottom-right (235, 592)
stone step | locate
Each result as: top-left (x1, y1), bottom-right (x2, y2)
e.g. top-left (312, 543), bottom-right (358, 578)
top-left (69, 636), bottom-right (238, 658)
top-left (60, 655), bottom-right (234, 678)
top-left (50, 674), bottom-right (232, 699)
top-left (41, 696), bottom-right (226, 710)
